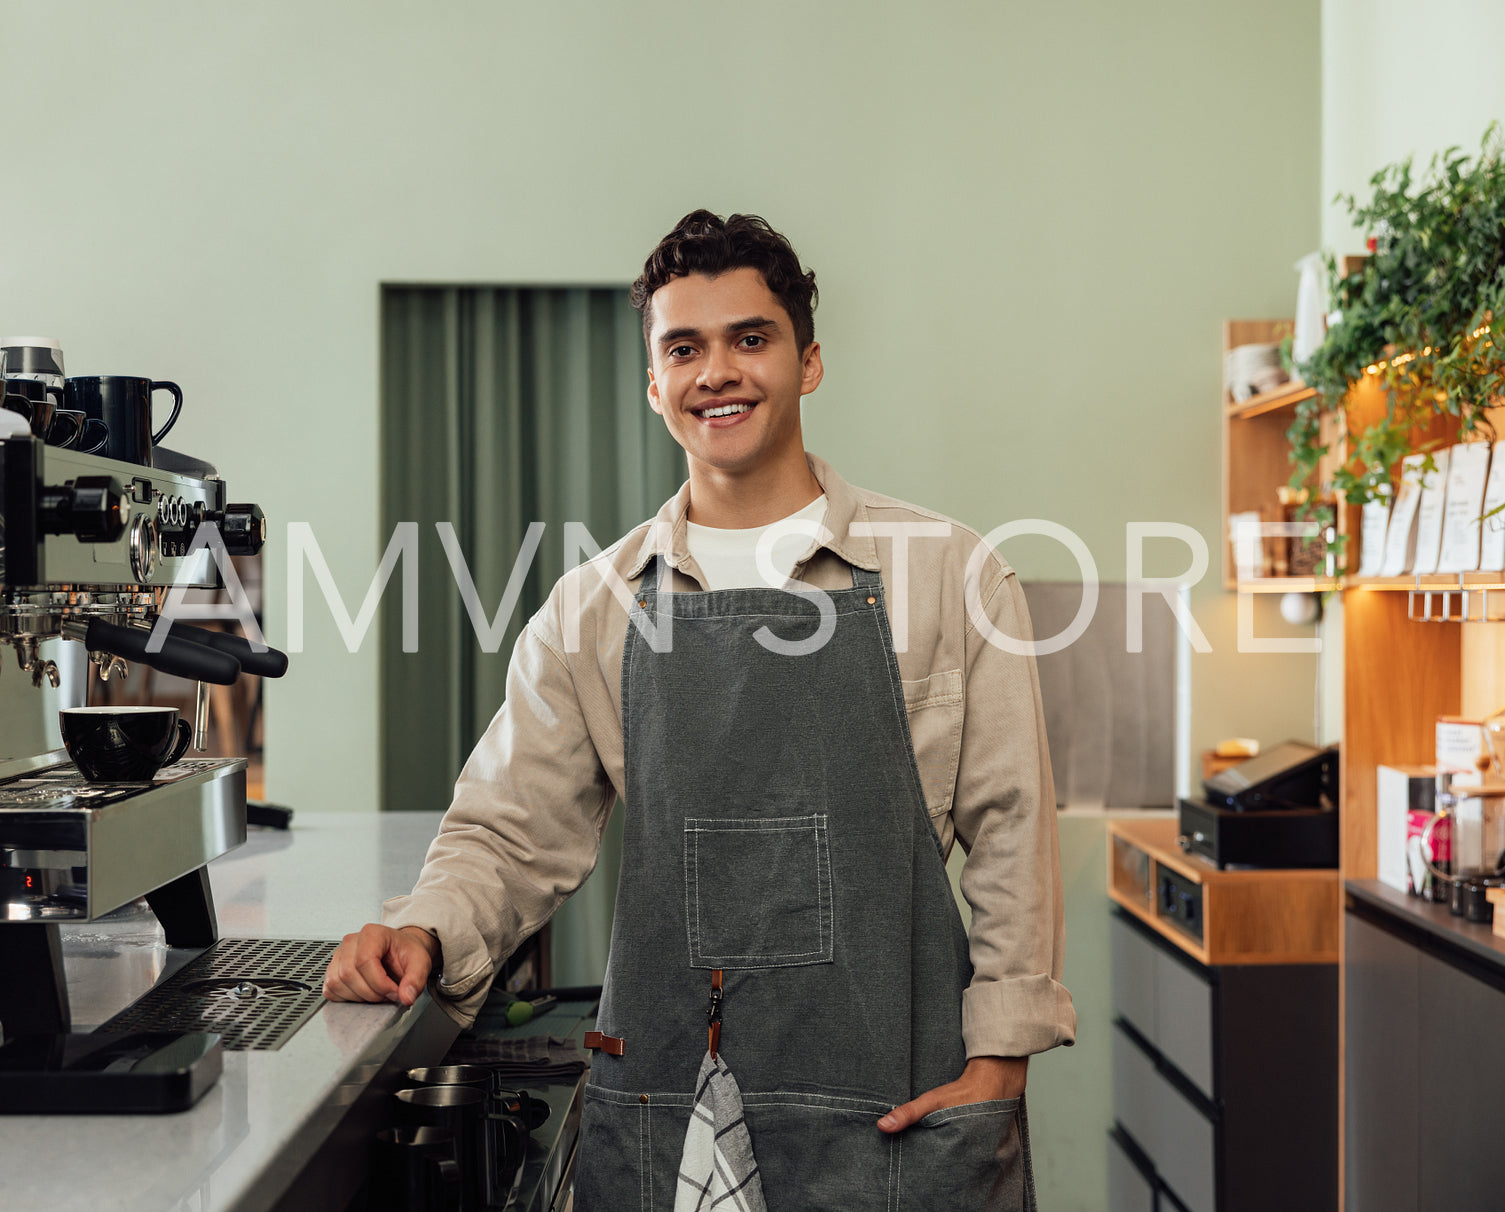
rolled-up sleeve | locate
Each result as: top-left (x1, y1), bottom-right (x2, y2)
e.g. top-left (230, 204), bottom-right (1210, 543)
top-left (951, 559), bottom-right (1076, 1058)
top-left (382, 617), bottom-right (616, 1027)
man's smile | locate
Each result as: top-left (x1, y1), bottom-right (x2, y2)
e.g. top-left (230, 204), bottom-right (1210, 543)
top-left (691, 398), bottom-right (758, 426)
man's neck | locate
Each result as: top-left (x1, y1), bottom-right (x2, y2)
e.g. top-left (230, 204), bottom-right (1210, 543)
top-left (685, 450), bottom-right (823, 529)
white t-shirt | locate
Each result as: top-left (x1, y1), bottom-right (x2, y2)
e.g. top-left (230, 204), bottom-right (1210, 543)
top-left (685, 496), bottom-right (829, 590)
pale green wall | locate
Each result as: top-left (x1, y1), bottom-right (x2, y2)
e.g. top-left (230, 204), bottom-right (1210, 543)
top-left (1322, 0), bottom-right (1505, 250)
top-left (2, 4), bottom-right (1326, 1208)
top-left (1317, 0), bottom-right (1505, 744)
top-left (1, 0), bottom-right (1325, 815)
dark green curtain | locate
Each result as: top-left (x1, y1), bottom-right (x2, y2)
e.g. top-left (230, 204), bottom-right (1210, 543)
top-left (379, 286), bottom-right (686, 984)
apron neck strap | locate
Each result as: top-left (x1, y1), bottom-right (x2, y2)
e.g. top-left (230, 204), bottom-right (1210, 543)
top-left (636, 555), bottom-right (880, 595)
top-left (638, 555), bottom-right (664, 596)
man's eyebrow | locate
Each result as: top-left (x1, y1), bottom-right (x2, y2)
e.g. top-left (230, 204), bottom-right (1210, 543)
top-left (657, 326), bottom-right (701, 348)
top-left (656, 316), bottom-right (784, 348)
top-left (725, 315), bottom-right (782, 335)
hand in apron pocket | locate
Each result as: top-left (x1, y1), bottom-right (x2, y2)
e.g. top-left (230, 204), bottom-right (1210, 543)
top-left (897, 1096), bottom-right (1036, 1212)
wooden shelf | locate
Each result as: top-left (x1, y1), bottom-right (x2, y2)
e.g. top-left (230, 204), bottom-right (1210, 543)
top-left (1226, 381), bottom-right (1317, 420)
top-left (1107, 818), bottom-right (1340, 966)
top-left (1235, 575), bottom-right (1342, 594)
top-left (1346, 572), bottom-right (1505, 592)
top-left (1222, 320), bottom-right (1343, 586)
top-left (1229, 573), bottom-right (1505, 594)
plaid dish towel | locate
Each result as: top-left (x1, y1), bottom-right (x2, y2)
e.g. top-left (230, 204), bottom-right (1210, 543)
top-left (441, 1033), bottom-right (588, 1083)
top-left (674, 1051), bottom-right (766, 1212)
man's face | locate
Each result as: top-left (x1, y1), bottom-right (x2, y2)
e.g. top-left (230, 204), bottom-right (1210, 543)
top-left (646, 266), bottom-right (823, 478)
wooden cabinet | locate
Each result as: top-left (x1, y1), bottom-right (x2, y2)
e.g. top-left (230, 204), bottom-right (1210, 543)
top-left (1108, 908), bottom-right (1337, 1212)
top-left (1220, 303), bottom-right (1505, 1210)
top-left (1107, 821), bottom-right (1339, 1212)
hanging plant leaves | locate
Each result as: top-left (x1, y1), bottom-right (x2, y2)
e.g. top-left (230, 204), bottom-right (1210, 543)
top-left (1290, 124), bottom-right (1505, 509)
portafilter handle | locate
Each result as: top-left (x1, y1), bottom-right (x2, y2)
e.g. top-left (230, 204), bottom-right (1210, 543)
top-left (62, 618), bottom-right (242, 685)
top-left (162, 621), bottom-right (288, 678)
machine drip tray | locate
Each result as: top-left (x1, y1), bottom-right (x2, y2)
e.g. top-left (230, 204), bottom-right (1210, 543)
top-left (99, 938), bottom-right (336, 1051)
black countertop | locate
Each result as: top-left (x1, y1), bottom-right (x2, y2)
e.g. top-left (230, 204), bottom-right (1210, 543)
top-left (1346, 879), bottom-right (1505, 979)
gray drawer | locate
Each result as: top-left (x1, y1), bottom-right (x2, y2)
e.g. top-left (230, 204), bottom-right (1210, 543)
top-left (1111, 915), bottom-right (1159, 1040)
top-left (1108, 1131), bottom-right (1156, 1212)
top-left (1112, 1021), bottom-right (1160, 1154)
top-left (1113, 1023), bottom-right (1215, 1212)
top-left (1155, 948), bottom-right (1214, 1099)
top-left (1113, 914), bottom-right (1216, 1100)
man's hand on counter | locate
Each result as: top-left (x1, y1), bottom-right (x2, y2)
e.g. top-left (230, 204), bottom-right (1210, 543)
top-left (322, 924), bottom-right (443, 1007)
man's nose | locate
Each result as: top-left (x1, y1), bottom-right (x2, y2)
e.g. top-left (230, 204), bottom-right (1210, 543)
top-left (697, 343), bottom-right (740, 390)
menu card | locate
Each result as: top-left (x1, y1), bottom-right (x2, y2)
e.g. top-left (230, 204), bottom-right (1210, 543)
top-left (1357, 496), bottom-right (1392, 577)
top-left (1436, 442), bottom-right (1493, 573)
top-left (1409, 447), bottom-right (1451, 576)
top-left (1379, 455), bottom-right (1427, 576)
top-left (1480, 440), bottom-right (1505, 572)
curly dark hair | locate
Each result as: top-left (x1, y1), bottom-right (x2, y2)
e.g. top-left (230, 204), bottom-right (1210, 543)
top-left (630, 210), bottom-right (818, 353)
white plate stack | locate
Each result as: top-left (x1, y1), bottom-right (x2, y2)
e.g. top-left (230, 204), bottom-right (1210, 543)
top-left (1224, 343), bottom-right (1289, 402)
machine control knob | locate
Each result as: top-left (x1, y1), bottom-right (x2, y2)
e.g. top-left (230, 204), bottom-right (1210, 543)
top-left (207, 503), bottom-right (266, 555)
top-left (37, 475), bottom-right (127, 542)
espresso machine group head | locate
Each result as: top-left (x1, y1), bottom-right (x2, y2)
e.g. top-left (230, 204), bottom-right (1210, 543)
top-left (0, 425), bottom-right (274, 694)
top-left (0, 400), bottom-right (287, 1038)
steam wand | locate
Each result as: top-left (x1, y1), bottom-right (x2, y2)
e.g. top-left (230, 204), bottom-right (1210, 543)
top-left (194, 680), bottom-right (211, 752)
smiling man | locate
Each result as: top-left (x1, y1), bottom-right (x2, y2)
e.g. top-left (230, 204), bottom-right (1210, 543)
top-left (324, 210), bottom-right (1074, 1210)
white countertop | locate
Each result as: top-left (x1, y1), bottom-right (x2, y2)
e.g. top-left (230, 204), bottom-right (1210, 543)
top-left (0, 810), bottom-right (451, 1212)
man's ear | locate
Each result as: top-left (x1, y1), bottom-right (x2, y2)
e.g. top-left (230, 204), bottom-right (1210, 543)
top-left (647, 368), bottom-right (664, 416)
top-left (800, 341), bottom-right (824, 396)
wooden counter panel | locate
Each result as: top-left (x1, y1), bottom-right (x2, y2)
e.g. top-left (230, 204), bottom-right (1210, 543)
top-left (1342, 590), bottom-right (1460, 880)
top-left (1107, 817), bottom-right (1339, 965)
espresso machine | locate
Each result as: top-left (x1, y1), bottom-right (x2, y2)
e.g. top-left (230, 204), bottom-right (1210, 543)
top-left (0, 355), bottom-right (284, 1043)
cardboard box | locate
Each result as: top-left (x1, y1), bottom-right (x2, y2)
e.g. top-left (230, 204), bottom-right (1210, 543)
top-left (1378, 765), bottom-right (1437, 893)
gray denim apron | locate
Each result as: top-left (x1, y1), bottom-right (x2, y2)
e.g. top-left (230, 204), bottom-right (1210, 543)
top-left (573, 560), bottom-right (1036, 1211)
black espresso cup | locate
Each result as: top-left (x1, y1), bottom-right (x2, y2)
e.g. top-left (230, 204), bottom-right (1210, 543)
top-left (64, 375), bottom-right (183, 466)
top-left (2, 378), bottom-right (108, 452)
top-left (59, 706), bottom-right (192, 782)
top-left (1, 377), bottom-right (63, 438)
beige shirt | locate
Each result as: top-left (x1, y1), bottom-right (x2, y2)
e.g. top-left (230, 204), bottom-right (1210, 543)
top-left (384, 454), bottom-right (1077, 1059)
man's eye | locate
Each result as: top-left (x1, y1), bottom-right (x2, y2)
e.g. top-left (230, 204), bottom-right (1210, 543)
top-left (740, 334), bottom-right (765, 348)
top-left (670, 345), bottom-right (695, 358)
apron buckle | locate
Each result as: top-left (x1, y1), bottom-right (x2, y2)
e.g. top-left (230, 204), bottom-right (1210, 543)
top-left (706, 969), bottom-right (724, 1058)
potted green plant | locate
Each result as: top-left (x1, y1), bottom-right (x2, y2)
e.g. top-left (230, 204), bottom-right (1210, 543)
top-left (1289, 125), bottom-right (1505, 515)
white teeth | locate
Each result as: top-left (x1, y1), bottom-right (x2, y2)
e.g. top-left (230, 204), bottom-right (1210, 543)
top-left (699, 403), bottom-right (752, 418)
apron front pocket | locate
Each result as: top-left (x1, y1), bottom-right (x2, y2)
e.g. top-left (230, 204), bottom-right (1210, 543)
top-left (742, 1090), bottom-right (896, 1210)
top-left (575, 1085), bottom-right (692, 1212)
top-left (684, 814), bottom-right (834, 969)
top-left (898, 1097), bottom-right (1034, 1211)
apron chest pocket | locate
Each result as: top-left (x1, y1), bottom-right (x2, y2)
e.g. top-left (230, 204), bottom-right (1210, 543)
top-left (684, 814), bottom-right (834, 969)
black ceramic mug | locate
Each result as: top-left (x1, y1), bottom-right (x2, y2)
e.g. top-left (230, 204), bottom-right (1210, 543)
top-left (64, 375), bottom-right (183, 466)
top-left (59, 706), bottom-right (192, 782)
